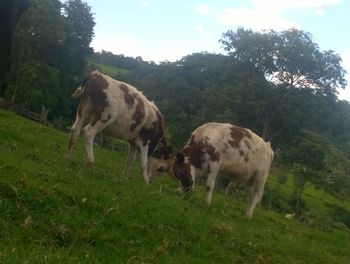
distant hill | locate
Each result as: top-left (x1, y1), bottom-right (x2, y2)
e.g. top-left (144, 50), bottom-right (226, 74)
top-left (0, 108), bottom-right (349, 263)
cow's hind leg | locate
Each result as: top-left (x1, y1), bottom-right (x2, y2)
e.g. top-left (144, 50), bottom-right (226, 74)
top-left (246, 170), bottom-right (268, 219)
top-left (83, 118), bottom-right (114, 165)
top-left (66, 104), bottom-right (90, 159)
top-left (205, 163), bottom-right (219, 206)
top-left (122, 144), bottom-right (137, 179)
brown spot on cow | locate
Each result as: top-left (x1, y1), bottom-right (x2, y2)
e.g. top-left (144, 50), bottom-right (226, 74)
top-left (130, 96), bottom-right (145, 132)
top-left (244, 156), bottom-right (250, 163)
top-left (244, 140), bottom-right (251, 150)
top-left (173, 161), bottom-right (192, 189)
top-left (82, 74), bottom-right (109, 126)
top-left (229, 126), bottom-right (252, 149)
top-left (139, 110), bottom-right (167, 156)
top-left (183, 136), bottom-right (204, 168)
top-left (82, 73), bottom-right (109, 90)
top-left (206, 143), bottom-right (220, 162)
top-left (239, 150), bottom-right (245, 156)
top-left (119, 84), bottom-right (135, 106)
top-left (182, 136), bottom-right (220, 169)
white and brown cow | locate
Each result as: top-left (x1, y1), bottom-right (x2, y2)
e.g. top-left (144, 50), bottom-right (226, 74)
top-left (66, 70), bottom-right (170, 184)
top-left (150, 122), bottom-right (274, 219)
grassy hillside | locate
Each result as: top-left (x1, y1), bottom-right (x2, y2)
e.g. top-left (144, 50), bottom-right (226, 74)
top-left (0, 109), bottom-right (350, 263)
top-left (89, 62), bottom-right (129, 77)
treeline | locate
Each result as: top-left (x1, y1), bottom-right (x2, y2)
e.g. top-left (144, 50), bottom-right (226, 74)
top-left (4, 0), bottom-right (350, 209)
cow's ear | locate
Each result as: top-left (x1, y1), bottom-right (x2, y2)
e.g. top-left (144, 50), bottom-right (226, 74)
top-left (176, 153), bottom-right (185, 164)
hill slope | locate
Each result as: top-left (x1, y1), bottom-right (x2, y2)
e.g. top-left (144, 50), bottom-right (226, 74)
top-left (0, 109), bottom-right (349, 263)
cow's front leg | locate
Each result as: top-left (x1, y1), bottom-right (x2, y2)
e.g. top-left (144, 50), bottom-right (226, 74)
top-left (136, 141), bottom-right (150, 184)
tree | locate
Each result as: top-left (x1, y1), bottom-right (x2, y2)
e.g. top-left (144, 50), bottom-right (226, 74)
top-left (280, 131), bottom-right (332, 211)
top-left (7, 0), bottom-right (95, 120)
top-left (7, 0), bottom-right (65, 113)
top-left (0, 0), bottom-right (29, 97)
top-left (220, 28), bottom-right (347, 140)
top-left (61, 0), bottom-right (95, 76)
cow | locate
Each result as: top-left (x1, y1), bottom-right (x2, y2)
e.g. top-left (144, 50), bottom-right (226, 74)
top-left (148, 122), bottom-right (274, 219)
top-left (66, 70), bottom-right (170, 184)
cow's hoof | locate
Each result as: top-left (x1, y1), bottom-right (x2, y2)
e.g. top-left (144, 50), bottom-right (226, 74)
top-left (86, 161), bottom-right (94, 167)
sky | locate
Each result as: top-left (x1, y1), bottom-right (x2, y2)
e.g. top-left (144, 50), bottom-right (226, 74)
top-left (85, 0), bottom-right (350, 101)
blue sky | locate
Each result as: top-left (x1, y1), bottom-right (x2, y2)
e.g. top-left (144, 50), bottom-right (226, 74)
top-left (85, 0), bottom-right (350, 101)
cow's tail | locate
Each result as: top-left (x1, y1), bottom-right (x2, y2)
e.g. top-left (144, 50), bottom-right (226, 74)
top-left (71, 73), bottom-right (95, 99)
top-left (71, 86), bottom-right (84, 99)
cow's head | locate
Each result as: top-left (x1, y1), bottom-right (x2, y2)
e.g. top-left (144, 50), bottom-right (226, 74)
top-left (147, 146), bottom-right (174, 181)
top-left (172, 153), bottom-right (194, 192)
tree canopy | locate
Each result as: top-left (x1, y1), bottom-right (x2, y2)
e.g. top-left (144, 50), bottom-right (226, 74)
top-left (6, 0), bottom-right (95, 119)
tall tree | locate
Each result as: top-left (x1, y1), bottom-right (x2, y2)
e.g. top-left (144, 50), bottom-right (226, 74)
top-left (7, 0), bottom-right (95, 119)
top-left (8, 0), bottom-right (65, 112)
top-left (61, 0), bottom-right (95, 76)
top-left (220, 28), bottom-right (347, 139)
top-left (0, 0), bottom-right (29, 97)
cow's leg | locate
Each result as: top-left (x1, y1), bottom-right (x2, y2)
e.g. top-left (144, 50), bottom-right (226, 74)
top-left (82, 119), bottom-right (114, 165)
top-left (225, 180), bottom-right (236, 195)
top-left (246, 170), bottom-right (268, 219)
top-left (136, 140), bottom-right (150, 184)
top-left (66, 104), bottom-right (90, 159)
top-left (205, 163), bottom-right (219, 206)
top-left (122, 144), bottom-right (137, 179)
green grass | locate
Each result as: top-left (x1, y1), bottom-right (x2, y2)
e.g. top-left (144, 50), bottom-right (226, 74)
top-left (0, 109), bottom-right (350, 263)
top-left (90, 62), bottom-right (129, 77)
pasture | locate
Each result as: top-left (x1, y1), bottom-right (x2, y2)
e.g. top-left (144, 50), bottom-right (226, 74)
top-left (0, 109), bottom-right (349, 263)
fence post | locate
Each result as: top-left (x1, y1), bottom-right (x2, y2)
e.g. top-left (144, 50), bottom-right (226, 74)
top-left (40, 105), bottom-right (49, 124)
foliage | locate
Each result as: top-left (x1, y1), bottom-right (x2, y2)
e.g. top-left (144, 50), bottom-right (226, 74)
top-left (220, 28), bottom-right (347, 94)
top-left (220, 28), bottom-right (347, 140)
top-left (6, 0), bottom-right (95, 119)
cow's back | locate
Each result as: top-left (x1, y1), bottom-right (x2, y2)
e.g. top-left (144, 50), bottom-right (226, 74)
top-left (91, 74), bottom-right (161, 141)
top-left (189, 123), bottom-right (273, 181)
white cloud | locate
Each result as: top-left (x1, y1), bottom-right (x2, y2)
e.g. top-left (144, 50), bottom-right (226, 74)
top-left (253, 0), bottom-right (341, 14)
top-left (216, 7), bottom-right (298, 30)
top-left (196, 0), bottom-right (341, 32)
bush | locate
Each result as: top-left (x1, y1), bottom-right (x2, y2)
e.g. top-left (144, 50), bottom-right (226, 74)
top-left (326, 203), bottom-right (350, 229)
